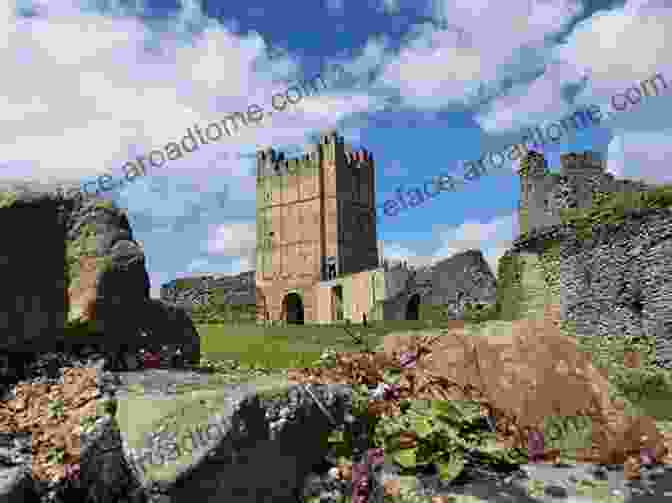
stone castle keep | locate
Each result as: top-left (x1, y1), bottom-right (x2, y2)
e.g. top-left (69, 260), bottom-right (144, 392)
top-left (162, 136), bottom-right (664, 328)
top-left (255, 130), bottom-right (380, 323)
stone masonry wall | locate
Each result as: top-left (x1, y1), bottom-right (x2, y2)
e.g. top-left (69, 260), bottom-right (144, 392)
top-left (160, 271), bottom-right (256, 310)
top-left (559, 208), bottom-right (672, 369)
top-left (506, 208), bottom-right (672, 370)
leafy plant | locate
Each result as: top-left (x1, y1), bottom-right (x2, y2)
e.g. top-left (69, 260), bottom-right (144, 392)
top-left (295, 338), bottom-right (529, 502)
top-left (0, 191), bottom-right (17, 209)
top-left (80, 415), bottom-right (100, 434)
top-left (48, 399), bottom-right (65, 419)
top-left (46, 446), bottom-right (66, 465)
top-left (312, 347), bottom-right (339, 368)
top-left (373, 399), bottom-right (522, 483)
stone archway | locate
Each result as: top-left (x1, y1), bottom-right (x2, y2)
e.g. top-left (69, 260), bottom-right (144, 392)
top-left (283, 292), bottom-right (304, 325)
top-left (406, 293), bottom-right (420, 321)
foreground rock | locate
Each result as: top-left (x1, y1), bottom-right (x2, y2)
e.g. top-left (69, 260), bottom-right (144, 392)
top-left (0, 353), bottom-right (355, 503)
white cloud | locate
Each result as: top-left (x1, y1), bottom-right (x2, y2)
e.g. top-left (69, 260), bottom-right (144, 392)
top-left (606, 129), bottom-right (672, 184)
top-left (205, 221), bottom-right (256, 265)
top-left (475, 61), bottom-right (587, 134)
top-left (371, 0), bottom-right (583, 108)
top-left (477, 0), bottom-right (672, 139)
top-left (0, 0), bottom-right (384, 189)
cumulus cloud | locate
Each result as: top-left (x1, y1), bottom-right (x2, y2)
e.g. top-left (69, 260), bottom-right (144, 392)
top-left (371, 0), bottom-right (583, 109)
top-left (607, 130), bottom-right (672, 184)
top-left (205, 221), bottom-right (257, 266)
top-left (0, 0), bottom-right (383, 191)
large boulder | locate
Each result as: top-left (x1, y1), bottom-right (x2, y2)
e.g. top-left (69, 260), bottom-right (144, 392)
top-left (139, 299), bottom-right (201, 365)
top-left (379, 305), bottom-right (670, 467)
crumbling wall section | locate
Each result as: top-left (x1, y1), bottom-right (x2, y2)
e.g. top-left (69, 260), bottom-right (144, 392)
top-left (505, 207), bottom-right (672, 370)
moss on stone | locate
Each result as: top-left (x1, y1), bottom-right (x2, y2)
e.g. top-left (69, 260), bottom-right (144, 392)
top-left (66, 223), bottom-right (99, 288)
top-left (560, 184), bottom-right (672, 240)
top-left (0, 191), bottom-right (18, 209)
top-left (495, 253), bottom-right (525, 321)
top-left (539, 241), bottom-right (561, 303)
top-left (92, 199), bottom-right (115, 211)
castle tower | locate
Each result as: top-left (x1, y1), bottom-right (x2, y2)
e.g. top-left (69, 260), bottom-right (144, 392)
top-left (517, 150), bottom-right (548, 235)
top-left (559, 151), bottom-right (608, 211)
top-left (255, 130), bottom-right (379, 323)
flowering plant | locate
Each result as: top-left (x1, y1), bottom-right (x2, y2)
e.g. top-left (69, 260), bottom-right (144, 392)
top-left (142, 350), bottom-right (161, 369)
top-left (64, 463), bottom-right (81, 481)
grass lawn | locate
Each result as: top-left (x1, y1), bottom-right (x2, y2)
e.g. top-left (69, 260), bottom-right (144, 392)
top-left (195, 320), bottom-right (448, 369)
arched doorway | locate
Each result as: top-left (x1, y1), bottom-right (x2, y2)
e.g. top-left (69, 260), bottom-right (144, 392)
top-left (406, 294), bottom-right (420, 320)
top-left (283, 292), bottom-right (304, 324)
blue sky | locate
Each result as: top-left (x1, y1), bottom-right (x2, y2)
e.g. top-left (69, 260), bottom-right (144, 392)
top-left (1, 0), bottom-right (670, 297)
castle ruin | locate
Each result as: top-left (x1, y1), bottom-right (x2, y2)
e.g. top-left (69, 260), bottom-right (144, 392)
top-left (517, 150), bottom-right (650, 234)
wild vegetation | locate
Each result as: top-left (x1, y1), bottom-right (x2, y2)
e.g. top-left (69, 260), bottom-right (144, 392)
top-left (559, 184), bottom-right (672, 240)
top-left (193, 318), bottom-right (672, 503)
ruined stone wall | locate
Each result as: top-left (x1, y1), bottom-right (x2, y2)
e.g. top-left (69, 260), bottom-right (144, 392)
top-left (504, 208), bottom-right (672, 370)
top-left (559, 208), bottom-right (672, 369)
top-left (0, 186), bottom-right (151, 354)
top-left (0, 193), bottom-right (67, 351)
top-left (420, 249), bottom-right (498, 319)
top-left (160, 271), bottom-right (256, 310)
top-left (519, 150), bottom-right (652, 235)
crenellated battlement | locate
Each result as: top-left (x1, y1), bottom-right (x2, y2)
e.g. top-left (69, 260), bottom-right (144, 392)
top-left (560, 151), bottom-right (605, 176)
top-left (344, 148), bottom-right (373, 168)
top-left (256, 130), bottom-right (373, 179)
top-left (517, 149), bottom-right (652, 235)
